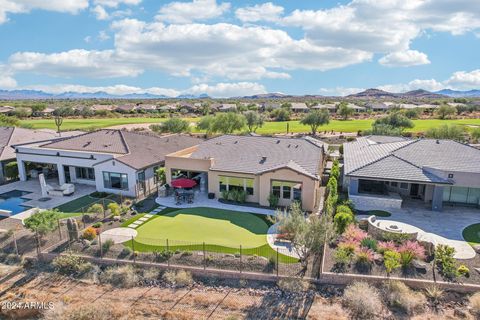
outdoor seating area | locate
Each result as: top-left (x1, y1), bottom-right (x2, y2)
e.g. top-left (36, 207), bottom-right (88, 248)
top-left (175, 190), bottom-right (194, 205)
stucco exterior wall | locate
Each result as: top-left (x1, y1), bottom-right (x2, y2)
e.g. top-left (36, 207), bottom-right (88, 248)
top-left (94, 159), bottom-right (138, 197)
top-left (164, 155), bottom-right (212, 184)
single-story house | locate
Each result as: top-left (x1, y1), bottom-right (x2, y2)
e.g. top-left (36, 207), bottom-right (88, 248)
top-left (0, 127), bottom-right (83, 183)
top-left (218, 104), bottom-right (237, 112)
top-left (291, 102), bottom-right (309, 113)
top-left (91, 104), bottom-right (117, 112)
top-left (33, 107), bottom-right (55, 117)
top-left (311, 103), bottom-right (337, 113)
top-left (343, 136), bottom-right (480, 211)
top-left (115, 104), bottom-right (137, 113)
top-left (365, 102), bottom-right (389, 112)
top-left (0, 106), bottom-right (14, 114)
top-left (345, 103), bottom-right (366, 113)
top-left (14, 130), bottom-right (203, 198)
top-left (164, 135), bottom-right (328, 212)
top-left (159, 104), bottom-right (178, 112)
top-left (136, 104), bottom-right (158, 112)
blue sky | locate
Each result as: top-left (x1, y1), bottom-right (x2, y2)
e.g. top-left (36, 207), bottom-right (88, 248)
top-left (0, 0), bottom-right (479, 97)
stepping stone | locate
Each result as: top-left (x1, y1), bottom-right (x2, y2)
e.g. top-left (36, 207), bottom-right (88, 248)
top-left (138, 217), bottom-right (148, 221)
top-left (144, 214), bottom-right (153, 218)
top-left (127, 224), bottom-right (137, 228)
top-left (131, 221), bottom-right (142, 226)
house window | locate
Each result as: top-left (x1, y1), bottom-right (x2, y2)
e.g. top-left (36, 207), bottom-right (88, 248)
top-left (103, 172), bottom-right (128, 190)
top-left (75, 167), bottom-right (95, 180)
top-left (272, 180), bottom-right (302, 200)
top-left (400, 182), bottom-right (409, 189)
top-left (138, 171), bottom-right (145, 191)
top-left (218, 176), bottom-right (254, 195)
top-left (390, 181), bottom-right (398, 187)
top-left (153, 166), bottom-right (160, 183)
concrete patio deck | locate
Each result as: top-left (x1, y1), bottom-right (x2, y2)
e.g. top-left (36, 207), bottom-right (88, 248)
top-left (0, 179), bottom-right (96, 220)
top-left (359, 201), bottom-right (480, 259)
top-left (155, 192), bottom-right (275, 216)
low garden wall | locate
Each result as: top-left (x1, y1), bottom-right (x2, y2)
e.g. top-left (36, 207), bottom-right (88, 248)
top-left (367, 215), bottom-right (417, 241)
top-left (350, 193), bottom-right (402, 211)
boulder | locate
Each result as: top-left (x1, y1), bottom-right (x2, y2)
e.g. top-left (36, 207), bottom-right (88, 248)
top-left (474, 267), bottom-right (480, 275)
top-left (373, 253), bottom-right (383, 264)
top-left (473, 245), bottom-right (480, 254)
top-left (412, 259), bottom-right (427, 272)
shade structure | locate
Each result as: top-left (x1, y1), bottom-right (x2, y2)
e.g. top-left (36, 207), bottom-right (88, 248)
top-left (171, 178), bottom-right (197, 188)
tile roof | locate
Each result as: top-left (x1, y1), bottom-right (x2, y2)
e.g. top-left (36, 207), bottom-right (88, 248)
top-left (344, 136), bottom-right (480, 183)
top-left (40, 129), bottom-right (203, 169)
top-left (188, 135), bottom-right (326, 178)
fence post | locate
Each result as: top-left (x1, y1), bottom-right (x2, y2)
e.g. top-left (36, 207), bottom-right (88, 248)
top-left (12, 230), bottom-right (19, 256)
top-left (203, 242), bottom-right (206, 270)
top-left (166, 239), bottom-right (170, 267)
top-left (98, 234), bottom-right (103, 259)
top-left (57, 218), bottom-right (63, 240)
top-left (276, 249), bottom-right (279, 277)
top-left (131, 236), bottom-right (136, 264)
top-left (239, 245), bottom-right (242, 274)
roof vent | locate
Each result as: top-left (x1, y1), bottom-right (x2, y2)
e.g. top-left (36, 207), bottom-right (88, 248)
top-left (260, 156), bottom-right (267, 164)
top-left (276, 140), bottom-right (280, 144)
top-left (436, 140), bottom-right (440, 144)
top-left (83, 141), bottom-right (91, 147)
top-left (295, 145), bottom-right (299, 148)
top-left (234, 140), bottom-right (238, 144)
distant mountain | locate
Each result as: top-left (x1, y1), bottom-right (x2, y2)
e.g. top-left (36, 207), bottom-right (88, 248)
top-left (435, 89), bottom-right (480, 98)
top-left (347, 88), bottom-right (447, 99)
top-left (241, 92), bottom-right (291, 99)
top-left (0, 89), bottom-right (54, 100)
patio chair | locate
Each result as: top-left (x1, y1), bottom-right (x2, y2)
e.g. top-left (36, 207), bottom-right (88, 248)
top-left (59, 183), bottom-right (75, 196)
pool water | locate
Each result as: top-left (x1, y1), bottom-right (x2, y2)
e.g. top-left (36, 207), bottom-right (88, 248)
top-left (0, 190), bottom-right (32, 216)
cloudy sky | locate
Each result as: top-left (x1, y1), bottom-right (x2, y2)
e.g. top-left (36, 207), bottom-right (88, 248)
top-left (0, 0), bottom-right (479, 97)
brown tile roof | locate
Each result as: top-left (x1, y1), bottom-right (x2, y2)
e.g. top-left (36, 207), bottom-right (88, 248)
top-left (40, 129), bottom-right (203, 169)
top-left (188, 135), bottom-right (326, 178)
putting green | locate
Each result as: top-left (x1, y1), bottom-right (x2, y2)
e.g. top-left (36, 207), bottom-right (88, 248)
top-left (135, 207), bottom-right (270, 248)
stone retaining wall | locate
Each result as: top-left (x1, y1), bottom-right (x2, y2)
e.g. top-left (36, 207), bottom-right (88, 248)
top-left (350, 193), bottom-right (403, 211)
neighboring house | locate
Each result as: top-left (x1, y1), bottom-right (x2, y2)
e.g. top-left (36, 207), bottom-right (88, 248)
top-left (165, 135), bottom-right (328, 212)
top-left (0, 127), bottom-right (82, 183)
top-left (136, 104), bottom-right (158, 112)
top-left (290, 102), bottom-right (309, 113)
top-left (0, 106), bottom-right (14, 114)
top-left (91, 105), bottom-right (117, 112)
top-left (14, 130), bottom-right (203, 198)
top-left (345, 103), bottom-right (366, 112)
top-left (33, 107), bottom-right (55, 117)
top-left (343, 136), bottom-right (480, 211)
top-left (366, 102), bottom-right (389, 112)
top-left (116, 104), bottom-right (137, 113)
top-left (218, 104), bottom-right (237, 112)
top-left (159, 104), bottom-right (178, 112)
top-left (311, 103), bottom-right (337, 113)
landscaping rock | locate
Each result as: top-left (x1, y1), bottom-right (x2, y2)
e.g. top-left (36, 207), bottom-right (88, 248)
top-left (373, 253), bottom-right (383, 264)
top-left (474, 267), bottom-right (480, 275)
top-left (412, 259), bottom-right (427, 271)
top-left (473, 245), bottom-right (480, 254)
top-left (454, 307), bottom-right (469, 318)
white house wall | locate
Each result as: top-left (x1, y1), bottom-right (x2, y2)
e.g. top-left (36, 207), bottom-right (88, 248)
top-left (93, 159), bottom-right (138, 197)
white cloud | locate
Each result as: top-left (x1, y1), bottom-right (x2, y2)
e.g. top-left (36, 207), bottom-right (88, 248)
top-left (98, 30), bottom-right (110, 41)
top-left (377, 79), bottom-right (444, 93)
top-left (235, 2), bottom-right (284, 23)
top-left (0, 65), bottom-right (16, 88)
top-left (0, 0), bottom-right (88, 24)
top-left (319, 87), bottom-right (365, 96)
top-left (9, 49), bottom-right (142, 78)
top-left (92, 5), bottom-right (109, 20)
top-left (379, 50), bottom-right (430, 67)
top-left (445, 69), bottom-right (480, 90)
top-left (187, 82), bottom-right (266, 97)
top-left (93, 0), bottom-right (141, 8)
top-left (156, 0), bottom-right (230, 24)
top-left (283, 0), bottom-right (480, 62)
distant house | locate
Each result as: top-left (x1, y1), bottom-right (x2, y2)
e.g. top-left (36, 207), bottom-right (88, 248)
top-left (261, 102), bottom-right (281, 111)
top-left (165, 135), bottom-right (328, 212)
top-left (178, 102), bottom-right (196, 113)
top-left (290, 102), bottom-right (309, 113)
top-left (158, 104), bottom-right (178, 112)
top-left (33, 107), bottom-right (55, 117)
top-left (343, 136), bottom-right (480, 211)
top-left (0, 106), bottom-right (14, 114)
top-left (365, 102), bottom-right (389, 112)
top-left (0, 127), bottom-right (82, 183)
top-left (218, 104), bottom-right (237, 112)
top-left (136, 104), bottom-right (158, 112)
top-left (91, 105), bottom-right (117, 112)
top-left (345, 103), bottom-right (366, 112)
top-left (311, 103), bottom-right (337, 113)
top-left (116, 104), bottom-right (137, 113)
top-left (14, 130), bottom-right (203, 198)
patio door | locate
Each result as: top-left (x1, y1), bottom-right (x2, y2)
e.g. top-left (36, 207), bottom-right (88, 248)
top-left (63, 166), bottom-right (71, 183)
top-left (410, 183), bottom-right (419, 197)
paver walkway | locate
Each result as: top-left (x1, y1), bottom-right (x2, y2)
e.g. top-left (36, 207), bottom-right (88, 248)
top-left (100, 227), bottom-right (137, 244)
top-left (359, 202), bottom-right (480, 259)
top-left (127, 206), bottom-right (166, 229)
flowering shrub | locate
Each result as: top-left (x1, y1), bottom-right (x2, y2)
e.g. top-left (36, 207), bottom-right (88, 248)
top-left (377, 241), bottom-right (397, 254)
top-left (337, 240), bottom-right (359, 255)
top-left (82, 227), bottom-right (97, 241)
top-left (342, 224), bottom-right (367, 243)
top-left (355, 247), bottom-right (375, 267)
top-left (398, 241), bottom-right (426, 268)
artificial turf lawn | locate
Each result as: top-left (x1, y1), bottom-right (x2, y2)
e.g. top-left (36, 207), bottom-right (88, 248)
top-left (122, 207), bottom-right (297, 263)
top-left (462, 223), bottom-right (480, 246)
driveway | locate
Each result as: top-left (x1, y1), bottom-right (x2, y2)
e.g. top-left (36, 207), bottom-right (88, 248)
top-left (359, 202), bottom-right (479, 259)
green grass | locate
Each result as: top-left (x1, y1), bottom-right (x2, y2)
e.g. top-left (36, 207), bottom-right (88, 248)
top-left (55, 194), bottom-right (115, 219)
top-left (124, 207), bottom-right (295, 263)
top-left (20, 117), bottom-right (480, 134)
top-left (462, 223), bottom-right (480, 246)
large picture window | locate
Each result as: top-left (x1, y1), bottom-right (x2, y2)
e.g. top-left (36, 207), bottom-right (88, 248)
top-left (443, 186), bottom-right (480, 205)
top-left (103, 172), bottom-right (128, 190)
top-left (272, 180), bottom-right (302, 201)
top-left (75, 167), bottom-right (95, 180)
top-left (218, 176), bottom-right (254, 195)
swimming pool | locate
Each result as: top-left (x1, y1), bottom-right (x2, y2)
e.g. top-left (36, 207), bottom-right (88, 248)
top-left (0, 190), bottom-right (32, 216)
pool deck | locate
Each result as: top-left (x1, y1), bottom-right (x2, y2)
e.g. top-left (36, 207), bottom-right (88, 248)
top-left (0, 179), bottom-right (96, 220)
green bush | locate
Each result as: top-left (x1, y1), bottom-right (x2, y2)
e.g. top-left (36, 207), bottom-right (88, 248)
top-left (221, 189), bottom-right (229, 200)
top-left (107, 203), bottom-right (120, 216)
top-left (334, 247), bottom-right (352, 266)
top-left (92, 222), bottom-right (103, 228)
top-left (336, 205), bottom-right (353, 215)
top-left (360, 237), bottom-right (378, 251)
top-left (52, 253), bottom-right (93, 276)
top-left (435, 245), bottom-right (459, 281)
top-left (458, 264), bottom-right (470, 277)
top-left (102, 239), bottom-right (115, 253)
top-left (333, 211), bottom-right (354, 233)
top-left (4, 162), bottom-right (18, 180)
top-left (88, 203), bottom-right (104, 215)
top-left (383, 250), bottom-right (401, 275)
top-left (268, 193), bottom-right (279, 207)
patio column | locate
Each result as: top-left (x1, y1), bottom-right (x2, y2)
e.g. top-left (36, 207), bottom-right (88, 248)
top-left (57, 164), bottom-right (66, 185)
top-left (348, 178), bottom-right (359, 195)
top-left (431, 185), bottom-right (444, 211)
top-left (18, 160), bottom-right (27, 181)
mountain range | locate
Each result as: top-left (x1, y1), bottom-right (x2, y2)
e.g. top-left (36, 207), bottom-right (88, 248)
top-left (0, 88), bottom-right (479, 100)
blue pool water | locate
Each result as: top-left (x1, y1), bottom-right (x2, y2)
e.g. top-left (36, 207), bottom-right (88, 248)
top-left (0, 190), bottom-right (32, 216)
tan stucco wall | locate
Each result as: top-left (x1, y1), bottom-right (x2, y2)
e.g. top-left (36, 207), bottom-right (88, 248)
top-left (208, 171), bottom-right (259, 203)
top-left (164, 155), bottom-right (212, 184)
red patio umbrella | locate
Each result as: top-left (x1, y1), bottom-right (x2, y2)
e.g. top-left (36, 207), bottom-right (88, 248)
top-left (171, 178), bottom-right (197, 188)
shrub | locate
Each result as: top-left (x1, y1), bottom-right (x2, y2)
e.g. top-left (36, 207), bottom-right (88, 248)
top-left (343, 282), bottom-right (381, 319)
top-left (424, 285), bottom-right (444, 304)
top-left (360, 237), bottom-right (378, 251)
top-left (335, 205), bottom-right (353, 215)
top-left (120, 247), bottom-right (132, 256)
top-left (87, 203), bottom-right (104, 215)
top-left (221, 189), bottom-right (229, 200)
top-left (334, 247), bottom-right (352, 266)
top-left (355, 247), bottom-right (374, 269)
top-left (162, 269), bottom-right (193, 287)
top-left (52, 253), bottom-right (93, 275)
top-left (107, 203), bottom-right (120, 216)
top-left (435, 244), bottom-right (459, 280)
top-left (153, 249), bottom-right (173, 261)
top-left (383, 281), bottom-right (426, 315)
top-left (377, 241), bottom-right (397, 254)
top-left (100, 265), bottom-right (139, 288)
top-left (469, 292), bottom-right (480, 317)
top-left (337, 240), bottom-right (359, 255)
top-left (277, 277), bottom-right (310, 293)
top-left (102, 239), bottom-right (115, 253)
top-left (267, 193), bottom-right (279, 207)
top-left (4, 161), bottom-right (18, 180)
top-left (384, 250), bottom-right (401, 275)
top-left (458, 264), bottom-right (470, 277)
top-left (342, 224), bottom-right (367, 242)
top-left (82, 227), bottom-right (97, 241)
top-left (381, 232), bottom-right (411, 244)
top-left (334, 211), bottom-right (354, 234)
top-left (398, 241), bottom-right (425, 268)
